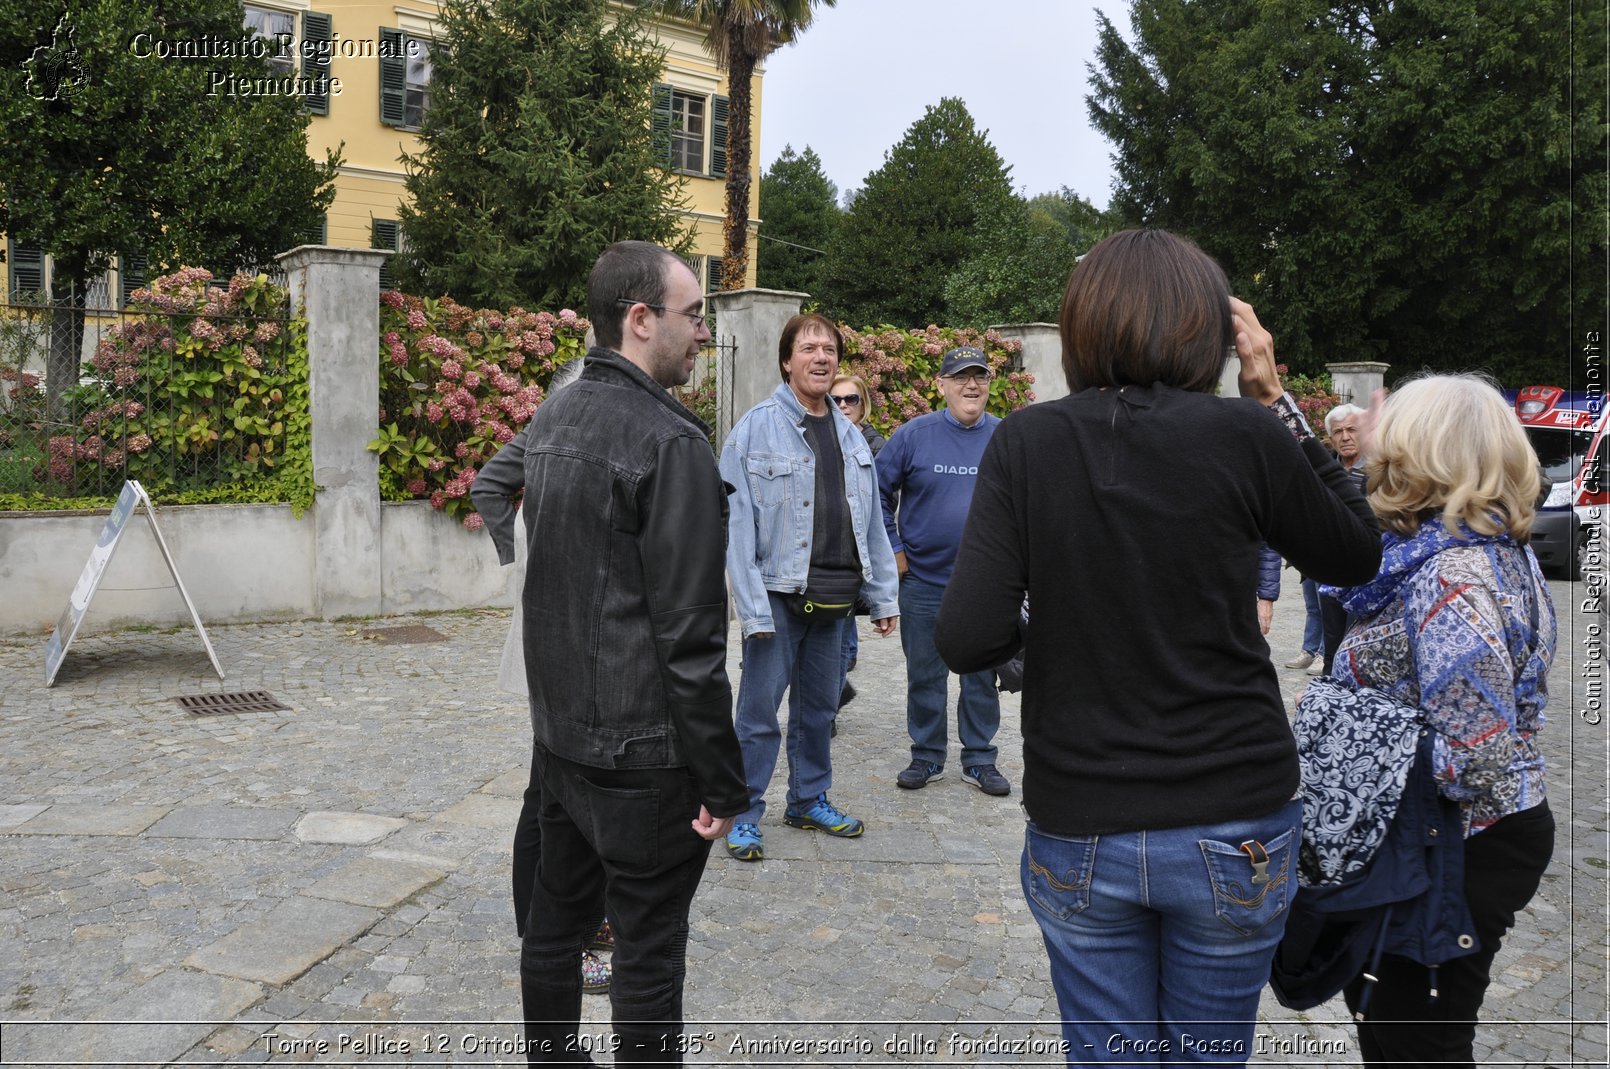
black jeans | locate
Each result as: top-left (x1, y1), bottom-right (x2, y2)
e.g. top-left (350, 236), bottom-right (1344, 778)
top-left (513, 747), bottom-right (542, 937)
top-left (1346, 801), bottom-right (1555, 1067)
top-left (520, 745), bottom-right (713, 1067)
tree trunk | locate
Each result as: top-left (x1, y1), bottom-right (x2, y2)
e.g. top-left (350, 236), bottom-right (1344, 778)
top-left (44, 274), bottom-right (84, 427)
top-left (720, 28), bottom-right (754, 291)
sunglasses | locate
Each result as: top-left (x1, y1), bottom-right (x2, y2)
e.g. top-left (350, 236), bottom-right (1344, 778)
top-left (830, 393), bottom-right (862, 407)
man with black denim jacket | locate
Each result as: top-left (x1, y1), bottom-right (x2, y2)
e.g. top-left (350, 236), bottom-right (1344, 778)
top-left (514, 241), bottom-right (747, 1066)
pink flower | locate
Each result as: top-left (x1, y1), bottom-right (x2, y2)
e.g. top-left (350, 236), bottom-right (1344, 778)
top-left (462, 371), bottom-right (481, 389)
top-left (128, 433), bottom-right (153, 453)
top-left (407, 478), bottom-right (427, 495)
top-left (407, 309), bottom-right (428, 331)
top-left (463, 512), bottom-right (485, 531)
top-left (381, 290), bottom-right (406, 310)
top-left (425, 401), bottom-right (445, 422)
top-left (390, 343), bottom-right (408, 366)
top-left (440, 359), bottom-right (463, 381)
top-left (559, 309), bottom-right (578, 324)
top-left (429, 490), bottom-right (445, 509)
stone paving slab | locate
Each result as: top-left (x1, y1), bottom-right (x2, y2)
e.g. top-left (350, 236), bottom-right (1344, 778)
top-left (306, 856), bottom-right (446, 909)
top-left (433, 792), bottom-right (521, 829)
top-left (0, 802), bottom-right (48, 826)
top-left (2, 967), bottom-right (261, 1065)
top-left (146, 805), bottom-right (299, 840)
top-left (9, 802), bottom-right (169, 836)
top-left (293, 811), bottom-right (407, 845)
top-left (184, 897), bottom-right (382, 985)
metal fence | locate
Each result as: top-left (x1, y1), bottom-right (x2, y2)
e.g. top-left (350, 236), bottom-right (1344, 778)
top-left (0, 295), bottom-right (298, 503)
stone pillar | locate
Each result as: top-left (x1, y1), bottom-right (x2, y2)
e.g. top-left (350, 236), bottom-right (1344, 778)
top-left (1327, 361), bottom-right (1390, 407)
top-left (989, 323), bottom-right (1063, 403)
top-left (276, 246), bottom-right (389, 618)
top-left (707, 288), bottom-right (807, 444)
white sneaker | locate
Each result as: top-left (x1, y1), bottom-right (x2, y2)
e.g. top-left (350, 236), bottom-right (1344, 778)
top-left (1283, 650), bottom-right (1316, 670)
top-left (1307, 657), bottom-right (1326, 676)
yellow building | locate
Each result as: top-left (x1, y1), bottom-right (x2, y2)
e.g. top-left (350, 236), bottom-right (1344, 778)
top-left (4, 2), bottom-right (759, 306)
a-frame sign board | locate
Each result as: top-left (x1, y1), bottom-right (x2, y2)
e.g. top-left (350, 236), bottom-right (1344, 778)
top-left (44, 480), bottom-right (225, 686)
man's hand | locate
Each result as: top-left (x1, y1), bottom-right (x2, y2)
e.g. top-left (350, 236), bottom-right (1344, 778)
top-left (872, 615), bottom-right (897, 637)
top-left (691, 807), bottom-right (732, 841)
top-left (895, 550), bottom-right (908, 576)
top-left (1231, 296), bottom-right (1282, 406)
top-left (1257, 597), bottom-right (1274, 635)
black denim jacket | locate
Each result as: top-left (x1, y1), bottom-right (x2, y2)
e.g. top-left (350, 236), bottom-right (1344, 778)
top-left (518, 348), bottom-right (747, 816)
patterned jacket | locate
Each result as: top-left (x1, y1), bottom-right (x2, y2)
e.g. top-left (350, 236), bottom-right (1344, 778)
top-left (1327, 519), bottom-right (1555, 835)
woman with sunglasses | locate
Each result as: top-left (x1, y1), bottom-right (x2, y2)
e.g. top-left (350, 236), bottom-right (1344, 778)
top-left (828, 373), bottom-right (883, 729)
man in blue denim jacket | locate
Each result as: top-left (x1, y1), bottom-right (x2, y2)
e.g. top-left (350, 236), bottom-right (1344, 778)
top-left (719, 313), bottom-right (900, 862)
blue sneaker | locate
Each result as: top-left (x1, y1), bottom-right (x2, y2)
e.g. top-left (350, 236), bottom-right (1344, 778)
top-left (725, 821), bottom-right (763, 861)
top-left (783, 795), bottom-right (864, 838)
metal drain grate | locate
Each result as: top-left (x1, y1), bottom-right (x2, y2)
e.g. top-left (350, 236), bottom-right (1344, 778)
top-left (358, 624), bottom-right (448, 644)
top-left (174, 691), bottom-right (290, 716)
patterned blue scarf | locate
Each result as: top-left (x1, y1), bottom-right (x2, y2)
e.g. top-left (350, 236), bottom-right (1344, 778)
top-left (1322, 518), bottom-right (1514, 617)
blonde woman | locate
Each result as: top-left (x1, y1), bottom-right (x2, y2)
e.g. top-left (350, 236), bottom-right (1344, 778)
top-left (1327, 373), bottom-right (1555, 1065)
top-left (829, 372), bottom-right (882, 726)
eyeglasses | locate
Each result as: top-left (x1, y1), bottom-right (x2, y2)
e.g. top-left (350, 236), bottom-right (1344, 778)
top-left (616, 298), bottom-right (710, 329)
top-left (830, 393), bottom-right (862, 407)
top-left (943, 370), bottom-right (992, 385)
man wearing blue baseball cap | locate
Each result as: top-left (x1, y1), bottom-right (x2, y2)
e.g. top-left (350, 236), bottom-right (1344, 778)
top-left (877, 346), bottom-right (1010, 797)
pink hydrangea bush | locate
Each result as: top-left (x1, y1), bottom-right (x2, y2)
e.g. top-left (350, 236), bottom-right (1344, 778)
top-left (837, 324), bottom-right (1035, 434)
top-left (38, 269), bottom-right (310, 504)
top-left (373, 290), bottom-right (589, 526)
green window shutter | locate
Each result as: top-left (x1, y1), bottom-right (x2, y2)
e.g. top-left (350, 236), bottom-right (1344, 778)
top-left (302, 11), bottom-right (332, 115)
top-left (651, 83), bottom-right (673, 167)
top-left (379, 28), bottom-right (407, 126)
top-left (706, 256), bottom-right (724, 293)
top-left (372, 219), bottom-right (399, 289)
top-left (119, 253), bottom-right (148, 307)
top-left (304, 216), bottom-right (327, 246)
top-left (7, 241), bottom-right (45, 299)
top-left (710, 95), bottom-right (729, 178)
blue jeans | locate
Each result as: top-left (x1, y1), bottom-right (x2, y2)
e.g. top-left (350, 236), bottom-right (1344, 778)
top-left (733, 592), bottom-right (845, 824)
top-left (899, 574), bottom-right (999, 768)
top-left (1022, 797), bottom-right (1303, 1065)
top-left (1299, 577), bottom-right (1324, 654)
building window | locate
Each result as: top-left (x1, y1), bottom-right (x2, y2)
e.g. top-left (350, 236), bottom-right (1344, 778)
top-left (372, 219), bottom-right (400, 290)
top-left (706, 256), bottom-right (724, 295)
top-left (119, 253), bottom-right (148, 308)
top-left (6, 241), bottom-right (46, 301)
top-left (380, 29), bottom-right (431, 129)
top-left (243, 4), bottom-right (296, 76)
top-left (653, 85), bottom-right (729, 177)
top-left (240, 6), bottom-right (332, 115)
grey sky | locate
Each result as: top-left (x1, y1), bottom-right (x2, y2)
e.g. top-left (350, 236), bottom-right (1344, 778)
top-left (758, 1), bottom-right (1122, 210)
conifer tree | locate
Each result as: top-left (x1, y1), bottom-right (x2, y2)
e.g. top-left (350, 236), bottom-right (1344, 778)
top-left (756, 144), bottom-right (839, 295)
top-left (398, 0), bottom-right (690, 309)
top-left (816, 98), bottom-right (1016, 329)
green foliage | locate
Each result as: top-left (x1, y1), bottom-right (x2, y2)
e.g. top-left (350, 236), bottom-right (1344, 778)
top-left (944, 195), bottom-right (1085, 327)
top-left (13, 268), bottom-right (316, 514)
top-left (397, 0), bottom-right (690, 309)
top-left (0, 0), bottom-right (338, 288)
top-left (838, 325), bottom-right (1035, 436)
top-left (817, 98), bottom-right (1018, 329)
top-left (757, 144), bottom-right (841, 294)
top-left (1087, 0), bottom-right (1601, 386)
top-left (372, 290), bottom-right (590, 525)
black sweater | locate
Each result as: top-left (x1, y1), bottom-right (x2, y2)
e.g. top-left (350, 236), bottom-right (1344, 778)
top-left (934, 385), bottom-right (1381, 835)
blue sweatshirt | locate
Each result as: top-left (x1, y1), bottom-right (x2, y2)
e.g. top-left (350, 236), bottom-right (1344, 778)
top-left (877, 408), bottom-right (1000, 585)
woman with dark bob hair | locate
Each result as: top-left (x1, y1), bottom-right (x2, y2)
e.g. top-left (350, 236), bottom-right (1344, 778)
top-left (936, 229), bottom-right (1384, 1062)
top-left (1329, 374), bottom-right (1555, 1066)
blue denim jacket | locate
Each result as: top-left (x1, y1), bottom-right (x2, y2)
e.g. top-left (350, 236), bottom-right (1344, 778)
top-left (720, 382), bottom-right (900, 638)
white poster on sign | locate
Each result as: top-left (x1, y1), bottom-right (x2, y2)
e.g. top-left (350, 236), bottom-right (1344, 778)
top-left (44, 480), bottom-right (225, 686)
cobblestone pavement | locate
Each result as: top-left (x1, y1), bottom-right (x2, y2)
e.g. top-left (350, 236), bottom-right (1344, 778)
top-left (0, 568), bottom-right (1604, 1066)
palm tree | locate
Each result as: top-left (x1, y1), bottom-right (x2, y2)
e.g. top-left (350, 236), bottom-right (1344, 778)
top-left (654, 0), bottom-right (835, 290)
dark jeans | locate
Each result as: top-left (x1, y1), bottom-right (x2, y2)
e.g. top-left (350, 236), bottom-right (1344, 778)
top-left (520, 745), bottom-right (713, 1067)
top-left (513, 747), bottom-right (541, 937)
top-left (1345, 801), bottom-right (1555, 1067)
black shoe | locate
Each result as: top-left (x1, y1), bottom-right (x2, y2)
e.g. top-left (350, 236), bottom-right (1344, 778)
top-left (830, 717), bottom-right (838, 738)
top-left (838, 681), bottom-right (856, 709)
top-left (846, 657), bottom-right (857, 673)
top-left (961, 764), bottom-right (1012, 797)
top-left (896, 759), bottom-right (944, 789)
